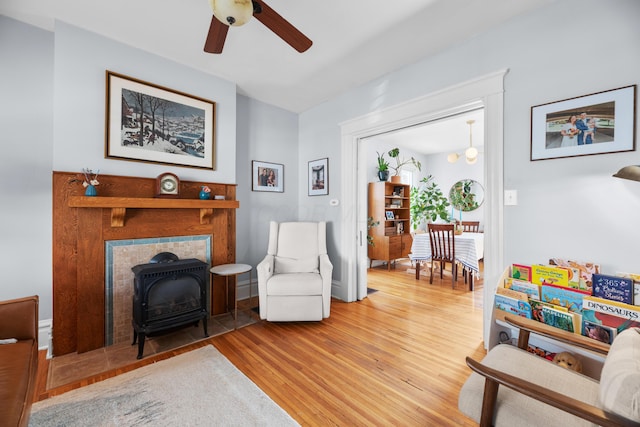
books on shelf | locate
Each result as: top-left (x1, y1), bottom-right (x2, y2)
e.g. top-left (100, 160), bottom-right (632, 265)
top-left (592, 273), bottom-right (634, 305)
top-left (549, 258), bottom-right (599, 293)
top-left (617, 272), bottom-right (640, 306)
top-left (540, 283), bottom-right (589, 314)
top-left (495, 287), bottom-right (532, 319)
top-left (582, 296), bottom-right (640, 334)
top-left (531, 264), bottom-right (570, 287)
top-left (511, 264), bottom-right (532, 281)
top-left (504, 278), bottom-right (540, 300)
top-left (541, 305), bottom-right (580, 333)
top-left (582, 320), bottom-right (616, 344)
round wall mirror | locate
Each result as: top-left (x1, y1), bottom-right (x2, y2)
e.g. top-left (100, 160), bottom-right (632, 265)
top-left (449, 179), bottom-right (484, 212)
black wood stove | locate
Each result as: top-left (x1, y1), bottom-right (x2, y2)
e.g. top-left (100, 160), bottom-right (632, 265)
top-left (131, 252), bottom-right (209, 359)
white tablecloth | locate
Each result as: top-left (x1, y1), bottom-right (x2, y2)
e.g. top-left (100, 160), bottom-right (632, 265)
top-left (410, 232), bottom-right (484, 273)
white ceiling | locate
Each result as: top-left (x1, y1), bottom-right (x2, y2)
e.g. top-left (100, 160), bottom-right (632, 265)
top-left (367, 108), bottom-right (485, 156)
top-left (1, 0), bottom-right (555, 114)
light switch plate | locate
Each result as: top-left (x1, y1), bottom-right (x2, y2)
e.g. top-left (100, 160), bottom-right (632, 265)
top-left (504, 190), bottom-right (518, 206)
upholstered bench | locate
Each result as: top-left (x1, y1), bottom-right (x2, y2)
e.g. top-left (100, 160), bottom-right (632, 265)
top-left (458, 315), bottom-right (640, 426)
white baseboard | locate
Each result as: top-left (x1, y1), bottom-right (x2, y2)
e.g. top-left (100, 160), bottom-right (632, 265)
top-left (38, 318), bottom-right (53, 358)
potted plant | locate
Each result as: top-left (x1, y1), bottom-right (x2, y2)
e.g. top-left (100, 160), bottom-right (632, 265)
top-left (410, 175), bottom-right (450, 230)
top-left (367, 216), bottom-right (380, 246)
top-left (376, 151), bottom-right (390, 181)
top-left (387, 147), bottom-right (421, 183)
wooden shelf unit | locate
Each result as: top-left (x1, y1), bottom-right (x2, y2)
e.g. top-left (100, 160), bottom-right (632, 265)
top-left (368, 181), bottom-right (413, 270)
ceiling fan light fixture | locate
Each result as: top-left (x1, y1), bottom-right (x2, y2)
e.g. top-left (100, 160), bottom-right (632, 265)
top-left (209, 0), bottom-right (254, 26)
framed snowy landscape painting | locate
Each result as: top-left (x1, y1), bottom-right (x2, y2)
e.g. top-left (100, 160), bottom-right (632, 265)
top-left (105, 71), bottom-right (216, 170)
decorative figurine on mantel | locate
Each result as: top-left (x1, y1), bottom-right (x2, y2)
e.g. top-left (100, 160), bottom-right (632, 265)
top-left (81, 168), bottom-right (100, 197)
top-left (199, 185), bottom-right (211, 200)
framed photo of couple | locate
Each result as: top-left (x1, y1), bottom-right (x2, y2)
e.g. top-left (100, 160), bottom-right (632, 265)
top-left (252, 161), bottom-right (284, 192)
top-left (530, 85), bottom-right (636, 161)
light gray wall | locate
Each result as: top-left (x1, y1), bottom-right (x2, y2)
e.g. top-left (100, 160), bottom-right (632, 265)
top-left (298, 0), bottom-right (640, 300)
top-left (236, 95), bottom-right (300, 268)
top-left (0, 16), bottom-right (53, 315)
top-left (53, 22), bottom-right (237, 183)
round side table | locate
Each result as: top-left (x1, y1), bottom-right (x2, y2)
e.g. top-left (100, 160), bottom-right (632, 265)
top-left (210, 263), bottom-right (252, 330)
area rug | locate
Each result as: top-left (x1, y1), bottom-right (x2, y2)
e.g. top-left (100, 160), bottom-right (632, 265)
top-left (30, 345), bottom-right (299, 426)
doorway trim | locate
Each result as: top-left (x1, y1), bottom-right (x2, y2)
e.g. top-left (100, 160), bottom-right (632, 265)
top-left (340, 69), bottom-right (508, 344)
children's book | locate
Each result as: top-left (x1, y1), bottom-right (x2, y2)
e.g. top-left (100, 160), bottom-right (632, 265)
top-left (582, 296), bottom-right (640, 334)
top-left (494, 294), bottom-right (532, 319)
top-left (511, 264), bottom-right (532, 281)
top-left (540, 284), bottom-right (589, 314)
top-left (582, 320), bottom-right (616, 344)
top-left (531, 264), bottom-right (569, 287)
top-left (617, 272), bottom-right (640, 306)
top-left (504, 278), bottom-right (540, 300)
top-left (592, 274), bottom-right (634, 305)
top-left (541, 306), bottom-right (580, 333)
top-left (496, 285), bottom-right (529, 301)
top-left (529, 299), bottom-right (554, 324)
top-left (549, 258), bottom-right (600, 292)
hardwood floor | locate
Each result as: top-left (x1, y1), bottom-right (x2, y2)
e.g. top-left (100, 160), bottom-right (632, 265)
top-left (34, 262), bottom-right (486, 426)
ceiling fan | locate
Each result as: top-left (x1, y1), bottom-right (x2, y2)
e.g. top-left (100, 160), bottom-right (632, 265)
top-left (204, 0), bottom-right (313, 54)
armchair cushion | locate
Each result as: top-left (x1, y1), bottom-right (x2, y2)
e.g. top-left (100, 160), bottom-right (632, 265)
top-left (458, 344), bottom-right (600, 426)
top-left (599, 328), bottom-right (640, 423)
top-left (274, 256), bottom-right (319, 274)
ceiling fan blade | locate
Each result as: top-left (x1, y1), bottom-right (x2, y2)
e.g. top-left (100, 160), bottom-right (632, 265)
top-left (204, 16), bottom-right (229, 54)
top-left (252, 0), bottom-right (312, 53)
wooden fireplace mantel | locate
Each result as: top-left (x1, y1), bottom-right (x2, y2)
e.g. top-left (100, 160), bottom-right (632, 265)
top-left (68, 196), bottom-right (240, 227)
top-left (53, 172), bottom-right (239, 356)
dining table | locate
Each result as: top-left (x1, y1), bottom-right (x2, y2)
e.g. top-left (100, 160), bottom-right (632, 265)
top-left (410, 231), bottom-right (484, 289)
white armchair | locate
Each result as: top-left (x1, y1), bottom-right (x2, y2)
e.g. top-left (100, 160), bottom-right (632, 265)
top-left (256, 221), bottom-right (333, 321)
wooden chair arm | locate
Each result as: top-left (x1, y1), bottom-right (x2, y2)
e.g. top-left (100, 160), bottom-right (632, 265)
top-left (465, 356), bottom-right (634, 427)
top-left (504, 314), bottom-right (610, 356)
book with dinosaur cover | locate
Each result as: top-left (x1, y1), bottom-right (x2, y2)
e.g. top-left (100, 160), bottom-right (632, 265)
top-left (592, 273), bottom-right (633, 305)
top-left (582, 296), bottom-right (640, 334)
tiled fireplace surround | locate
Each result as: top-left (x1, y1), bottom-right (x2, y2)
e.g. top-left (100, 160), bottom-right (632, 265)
top-left (52, 172), bottom-right (238, 356)
top-left (105, 235), bottom-right (211, 346)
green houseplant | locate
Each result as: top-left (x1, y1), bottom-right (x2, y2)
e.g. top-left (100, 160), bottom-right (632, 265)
top-left (449, 179), bottom-right (480, 212)
top-left (388, 147), bottom-right (421, 180)
top-left (376, 151), bottom-right (390, 181)
top-left (410, 175), bottom-right (450, 230)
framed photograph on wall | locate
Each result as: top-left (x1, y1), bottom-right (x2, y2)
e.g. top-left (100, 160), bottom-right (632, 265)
top-left (105, 70), bottom-right (216, 170)
top-left (530, 85), bottom-right (636, 161)
top-left (252, 161), bottom-right (284, 192)
top-left (308, 158), bottom-right (329, 196)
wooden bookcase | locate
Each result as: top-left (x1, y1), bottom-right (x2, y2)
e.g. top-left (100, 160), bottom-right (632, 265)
top-left (368, 181), bottom-right (413, 270)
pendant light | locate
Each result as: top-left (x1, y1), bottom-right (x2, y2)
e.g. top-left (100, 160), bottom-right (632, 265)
top-left (448, 119), bottom-right (479, 164)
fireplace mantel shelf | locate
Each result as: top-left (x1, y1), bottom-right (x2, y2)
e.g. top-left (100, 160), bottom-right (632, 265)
top-left (68, 196), bottom-right (239, 227)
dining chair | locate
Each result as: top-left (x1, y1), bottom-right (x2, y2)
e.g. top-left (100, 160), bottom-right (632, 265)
top-left (461, 221), bottom-right (480, 233)
top-left (427, 223), bottom-right (458, 288)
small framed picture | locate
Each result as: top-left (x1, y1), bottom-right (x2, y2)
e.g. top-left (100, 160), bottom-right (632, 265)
top-left (252, 161), bottom-right (284, 192)
top-left (308, 158), bottom-right (328, 196)
top-left (385, 211), bottom-right (395, 220)
top-left (530, 85), bottom-right (636, 161)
